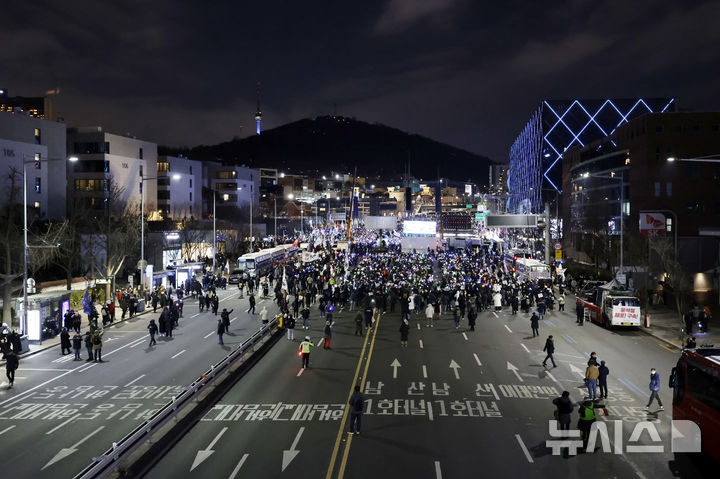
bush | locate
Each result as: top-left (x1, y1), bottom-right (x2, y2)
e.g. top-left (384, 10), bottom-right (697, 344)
top-left (69, 288), bottom-right (107, 309)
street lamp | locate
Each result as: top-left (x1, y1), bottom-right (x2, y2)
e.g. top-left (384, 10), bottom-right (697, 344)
top-left (580, 171), bottom-right (626, 282)
top-left (139, 174), bottom-right (180, 291)
top-left (667, 154), bottom-right (720, 163)
top-left (21, 154), bottom-right (77, 336)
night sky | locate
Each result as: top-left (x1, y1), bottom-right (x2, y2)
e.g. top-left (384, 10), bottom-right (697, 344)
top-left (4, 0), bottom-right (720, 163)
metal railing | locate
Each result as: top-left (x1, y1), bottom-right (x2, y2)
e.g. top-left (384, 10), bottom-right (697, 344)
top-left (73, 317), bottom-right (279, 479)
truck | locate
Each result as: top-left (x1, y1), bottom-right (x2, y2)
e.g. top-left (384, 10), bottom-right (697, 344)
top-left (575, 280), bottom-right (641, 328)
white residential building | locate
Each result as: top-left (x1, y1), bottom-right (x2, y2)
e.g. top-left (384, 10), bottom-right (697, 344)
top-left (157, 155), bottom-right (202, 220)
top-left (203, 162), bottom-right (259, 217)
top-left (0, 113), bottom-right (67, 219)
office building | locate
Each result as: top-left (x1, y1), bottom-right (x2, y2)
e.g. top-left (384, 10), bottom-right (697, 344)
top-left (157, 155), bottom-right (202, 220)
top-left (0, 88), bottom-right (54, 121)
top-left (0, 112), bottom-right (67, 219)
top-left (67, 127), bottom-right (157, 215)
top-left (203, 162), bottom-right (259, 217)
top-left (508, 98), bottom-right (675, 213)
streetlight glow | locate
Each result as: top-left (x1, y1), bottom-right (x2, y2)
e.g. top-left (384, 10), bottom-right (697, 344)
top-left (667, 157), bottom-right (676, 162)
top-left (68, 156), bottom-right (79, 162)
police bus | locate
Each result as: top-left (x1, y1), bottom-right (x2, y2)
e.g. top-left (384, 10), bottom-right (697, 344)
top-left (514, 258), bottom-right (552, 285)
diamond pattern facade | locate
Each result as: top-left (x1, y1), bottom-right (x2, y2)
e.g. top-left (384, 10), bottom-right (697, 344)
top-left (507, 98), bottom-right (674, 213)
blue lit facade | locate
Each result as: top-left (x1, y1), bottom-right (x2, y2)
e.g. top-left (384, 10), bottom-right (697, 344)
top-left (507, 98), bottom-right (674, 213)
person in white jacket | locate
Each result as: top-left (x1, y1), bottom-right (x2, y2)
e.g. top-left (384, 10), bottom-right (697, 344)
top-left (425, 303), bottom-right (434, 327)
top-left (259, 306), bottom-right (268, 324)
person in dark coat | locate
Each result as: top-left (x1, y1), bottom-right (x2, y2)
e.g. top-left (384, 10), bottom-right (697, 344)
top-left (247, 294), bottom-right (256, 314)
top-left (158, 309), bottom-right (167, 336)
top-left (148, 319), bottom-right (158, 347)
top-left (5, 350), bottom-right (18, 388)
top-left (221, 308), bottom-right (233, 333)
top-left (60, 327), bottom-right (71, 355)
top-left (542, 335), bottom-right (557, 367)
top-left (348, 385), bottom-right (365, 435)
top-left (72, 332), bottom-right (83, 360)
top-left (84, 332), bottom-right (94, 361)
top-left (323, 320), bottom-right (332, 349)
top-left (216, 319), bottom-right (225, 345)
top-left (399, 318), bottom-right (409, 347)
top-left (530, 312), bottom-right (540, 337)
top-left (354, 312), bottom-right (364, 336)
top-left (211, 294), bottom-right (219, 315)
top-left (467, 307), bottom-right (477, 331)
top-left (598, 360), bottom-right (609, 399)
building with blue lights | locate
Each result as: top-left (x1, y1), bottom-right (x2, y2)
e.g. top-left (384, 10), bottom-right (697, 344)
top-left (507, 98), bottom-right (674, 213)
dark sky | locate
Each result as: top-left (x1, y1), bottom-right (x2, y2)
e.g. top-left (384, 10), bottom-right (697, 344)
top-left (3, 0), bottom-right (720, 162)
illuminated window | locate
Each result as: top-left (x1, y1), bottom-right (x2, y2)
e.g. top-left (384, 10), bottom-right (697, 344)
top-left (34, 128), bottom-right (41, 144)
top-left (34, 177), bottom-right (41, 193)
top-left (34, 201), bottom-right (41, 209)
top-left (34, 153), bottom-right (41, 169)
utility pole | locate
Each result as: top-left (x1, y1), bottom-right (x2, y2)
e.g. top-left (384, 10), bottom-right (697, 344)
top-left (544, 202), bottom-right (551, 265)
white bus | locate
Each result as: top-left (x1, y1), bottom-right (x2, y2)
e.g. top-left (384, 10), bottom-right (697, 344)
top-left (514, 258), bottom-right (552, 284)
top-left (235, 243), bottom-right (298, 278)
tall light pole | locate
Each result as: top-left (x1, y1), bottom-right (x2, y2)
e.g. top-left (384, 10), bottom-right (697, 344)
top-left (274, 196), bottom-right (277, 242)
top-left (21, 154), bottom-right (78, 336)
top-left (212, 189), bottom-right (216, 271)
top-left (140, 174), bottom-right (179, 291)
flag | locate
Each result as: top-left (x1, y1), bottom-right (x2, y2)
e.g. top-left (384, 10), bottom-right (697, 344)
top-left (82, 287), bottom-right (93, 315)
top-left (225, 259), bottom-right (230, 274)
top-left (282, 266), bottom-right (288, 293)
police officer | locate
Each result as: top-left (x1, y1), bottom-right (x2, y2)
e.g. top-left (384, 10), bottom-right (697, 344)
top-left (577, 399), bottom-right (596, 451)
top-left (299, 336), bottom-right (313, 369)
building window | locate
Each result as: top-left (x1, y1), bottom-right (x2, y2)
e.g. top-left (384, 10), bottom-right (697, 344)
top-left (139, 165), bottom-right (143, 177)
top-left (189, 179), bottom-right (192, 188)
top-left (157, 177), bottom-right (170, 186)
top-left (654, 182), bottom-right (660, 197)
top-left (216, 171), bottom-right (236, 179)
top-left (139, 147), bottom-right (143, 159)
top-left (157, 190), bottom-right (170, 200)
top-left (189, 192), bottom-right (192, 201)
top-left (157, 162), bottom-right (169, 172)
top-left (34, 201), bottom-right (41, 209)
top-left (666, 217), bottom-right (673, 231)
top-left (74, 179), bottom-right (107, 191)
top-left (685, 164), bottom-right (700, 180)
top-left (34, 128), bottom-right (41, 144)
top-left (189, 166), bottom-right (192, 174)
top-left (666, 182), bottom-right (672, 197)
top-left (34, 153), bottom-right (41, 168)
top-left (215, 182), bottom-right (237, 190)
top-left (34, 177), bottom-right (41, 193)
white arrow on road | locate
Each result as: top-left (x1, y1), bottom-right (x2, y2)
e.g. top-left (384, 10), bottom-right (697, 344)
top-left (569, 363), bottom-right (586, 378)
top-left (507, 362), bottom-right (524, 382)
top-left (282, 427), bottom-right (305, 471)
top-left (449, 360), bottom-right (461, 379)
top-left (190, 427), bottom-right (228, 471)
top-left (391, 358), bottom-right (402, 379)
top-left (42, 426), bottom-right (105, 470)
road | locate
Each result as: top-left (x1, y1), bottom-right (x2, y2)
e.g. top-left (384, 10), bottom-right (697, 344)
top-left (142, 302), bottom-right (712, 479)
top-left (0, 286), bottom-right (281, 478)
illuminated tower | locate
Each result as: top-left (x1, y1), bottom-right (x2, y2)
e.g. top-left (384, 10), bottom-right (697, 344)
top-left (254, 82), bottom-right (262, 135)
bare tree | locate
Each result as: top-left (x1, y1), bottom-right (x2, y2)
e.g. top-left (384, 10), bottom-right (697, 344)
top-left (649, 236), bottom-right (691, 320)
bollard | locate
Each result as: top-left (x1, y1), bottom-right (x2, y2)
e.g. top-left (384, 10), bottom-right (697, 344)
top-left (644, 313), bottom-right (651, 328)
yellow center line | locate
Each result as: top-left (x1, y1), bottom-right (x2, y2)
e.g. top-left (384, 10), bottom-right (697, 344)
top-left (337, 315), bottom-right (383, 478)
top-left (324, 318), bottom-right (376, 479)
top-left (658, 343), bottom-right (677, 353)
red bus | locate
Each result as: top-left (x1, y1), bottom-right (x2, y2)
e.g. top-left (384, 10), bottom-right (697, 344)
top-left (670, 348), bottom-right (720, 462)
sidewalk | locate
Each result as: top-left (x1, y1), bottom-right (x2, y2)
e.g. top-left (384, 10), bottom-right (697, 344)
top-left (641, 305), bottom-right (720, 349)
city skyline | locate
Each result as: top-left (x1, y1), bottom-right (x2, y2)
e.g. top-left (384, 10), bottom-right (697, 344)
top-left (2, 1), bottom-right (720, 162)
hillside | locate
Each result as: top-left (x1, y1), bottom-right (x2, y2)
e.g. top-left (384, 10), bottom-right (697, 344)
top-left (161, 116), bottom-right (494, 183)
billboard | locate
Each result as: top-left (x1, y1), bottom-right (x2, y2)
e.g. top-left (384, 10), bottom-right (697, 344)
top-left (404, 220), bottom-right (437, 236)
top-left (486, 215), bottom-right (538, 228)
top-left (639, 212), bottom-right (666, 236)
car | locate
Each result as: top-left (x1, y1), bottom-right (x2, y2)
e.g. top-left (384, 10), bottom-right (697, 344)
top-left (228, 270), bottom-right (244, 284)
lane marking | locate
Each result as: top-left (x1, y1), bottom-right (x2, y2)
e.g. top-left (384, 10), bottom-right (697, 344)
top-left (46, 416), bottom-right (75, 435)
top-left (21, 368), bottom-right (72, 372)
top-left (230, 317), bottom-right (237, 323)
top-left (0, 425), bottom-right (16, 436)
top-left (297, 368), bottom-right (304, 377)
top-left (618, 377), bottom-right (650, 398)
top-left (492, 312), bottom-right (499, 318)
top-left (435, 460), bottom-right (443, 479)
top-left (192, 313), bottom-right (200, 318)
top-left (473, 353), bottom-right (482, 366)
top-left (427, 400), bottom-right (434, 421)
top-left (124, 374), bottom-right (146, 387)
top-left (515, 434), bottom-right (534, 463)
top-left (659, 343), bottom-right (676, 353)
top-left (546, 371), bottom-right (563, 389)
top-left (419, 339), bottom-right (424, 349)
top-left (422, 365), bottom-right (428, 378)
top-left (171, 349), bottom-right (186, 359)
top-left (228, 453), bottom-right (250, 479)
top-left (543, 319), bottom-right (556, 327)
top-left (204, 331), bottom-right (215, 339)
top-left (337, 432), bottom-right (353, 477)
top-left (504, 325), bottom-right (513, 333)
top-left (462, 332), bottom-right (468, 341)
top-left (105, 336), bottom-right (148, 356)
top-left (77, 363), bottom-right (97, 373)
top-left (317, 338), bottom-right (324, 347)
top-left (417, 323), bottom-right (421, 330)
top-left (521, 343), bottom-right (530, 353)
top-left (562, 334), bottom-right (577, 344)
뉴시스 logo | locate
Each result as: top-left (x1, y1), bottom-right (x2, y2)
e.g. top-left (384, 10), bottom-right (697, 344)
top-left (546, 420), bottom-right (701, 455)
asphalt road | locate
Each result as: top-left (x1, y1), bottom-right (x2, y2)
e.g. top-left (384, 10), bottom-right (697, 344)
top-left (142, 302), bottom-right (713, 479)
top-left (0, 285), bottom-right (281, 478)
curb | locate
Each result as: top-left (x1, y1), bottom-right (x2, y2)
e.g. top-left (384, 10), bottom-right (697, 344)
top-left (637, 326), bottom-right (682, 351)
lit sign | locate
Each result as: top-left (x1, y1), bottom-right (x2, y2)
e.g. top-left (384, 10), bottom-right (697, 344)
top-left (465, 184), bottom-right (472, 195)
top-left (27, 309), bottom-right (41, 341)
top-left (404, 220), bottom-right (437, 236)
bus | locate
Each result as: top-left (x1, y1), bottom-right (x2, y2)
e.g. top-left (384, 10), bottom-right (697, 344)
top-left (503, 248), bottom-right (533, 269)
top-left (235, 243), bottom-right (298, 278)
top-left (514, 258), bottom-right (552, 284)
top-left (670, 348), bottom-right (720, 463)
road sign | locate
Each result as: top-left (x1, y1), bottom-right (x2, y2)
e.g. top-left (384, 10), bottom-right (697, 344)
top-left (466, 204), bottom-right (473, 209)
top-left (475, 213), bottom-right (485, 221)
top-left (555, 249), bottom-right (562, 260)
top-left (554, 242), bottom-right (562, 250)
top-left (96, 278), bottom-right (111, 285)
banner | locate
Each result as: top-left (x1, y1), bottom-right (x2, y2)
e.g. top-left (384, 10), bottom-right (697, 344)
top-left (639, 212), bottom-right (666, 236)
top-left (82, 287), bottom-right (93, 315)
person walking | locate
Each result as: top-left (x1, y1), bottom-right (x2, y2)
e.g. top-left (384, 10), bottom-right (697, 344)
top-left (301, 306), bottom-right (310, 329)
top-left (399, 318), bottom-right (409, 347)
top-left (299, 336), bottom-right (313, 368)
top-left (348, 385), bottom-right (365, 435)
top-left (5, 350), bottom-right (18, 388)
top-left (211, 294), bottom-right (219, 315)
top-left (645, 368), bottom-right (664, 411)
top-left (286, 314), bottom-right (296, 341)
top-left (247, 293), bottom-right (256, 314)
top-left (598, 360), bottom-right (609, 399)
top-left (542, 335), bottom-right (557, 368)
top-left (147, 319), bottom-right (158, 347)
top-left (354, 312), bottom-right (364, 336)
top-left (530, 312), bottom-right (540, 337)
top-left (217, 319), bottom-right (225, 345)
top-left (221, 308), bottom-right (233, 333)
top-left (558, 293), bottom-right (565, 312)
top-left (323, 320), bottom-right (332, 349)
top-left (72, 331), bottom-right (83, 360)
top-left (425, 303), bottom-right (434, 328)
top-left (453, 307), bottom-right (460, 329)
top-left (60, 327), bottom-right (71, 355)
top-left (585, 361), bottom-right (599, 400)
top-left (467, 307), bottom-right (477, 331)
top-left (84, 332), bottom-right (93, 361)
